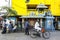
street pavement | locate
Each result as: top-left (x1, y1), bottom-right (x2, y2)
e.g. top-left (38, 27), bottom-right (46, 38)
top-left (0, 30), bottom-right (60, 40)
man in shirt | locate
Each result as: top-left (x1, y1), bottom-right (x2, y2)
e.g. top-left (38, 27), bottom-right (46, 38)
top-left (24, 20), bottom-right (29, 35)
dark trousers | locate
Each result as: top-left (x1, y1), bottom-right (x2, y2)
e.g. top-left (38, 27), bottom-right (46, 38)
top-left (25, 28), bottom-right (29, 35)
top-left (2, 27), bottom-right (6, 34)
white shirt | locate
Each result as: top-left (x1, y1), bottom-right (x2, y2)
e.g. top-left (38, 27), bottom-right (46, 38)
top-left (35, 22), bottom-right (39, 28)
top-left (34, 22), bottom-right (41, 31)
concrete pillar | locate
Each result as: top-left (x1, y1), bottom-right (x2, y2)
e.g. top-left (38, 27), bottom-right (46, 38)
top-left (55, 17), bottom-right (58, 29)
top-left (56, 17), bottom-right (58, 21)
top-left (40, 18), bottom-right (43, 27)
top-left (22, 18), bottom-right (24, 28)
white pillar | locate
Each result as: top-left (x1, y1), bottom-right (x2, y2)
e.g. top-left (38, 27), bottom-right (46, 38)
top-left (22, 18), bottom-right (24, 28)
top-left (40, 18), bottom-right (43, 27)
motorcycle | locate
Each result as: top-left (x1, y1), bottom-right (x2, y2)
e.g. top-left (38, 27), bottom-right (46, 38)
top-left (30, 27), bottom-right (50, 39)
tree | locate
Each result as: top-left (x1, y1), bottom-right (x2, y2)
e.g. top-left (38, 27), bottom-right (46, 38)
top-left (2, 7), bottom-right (17, 17)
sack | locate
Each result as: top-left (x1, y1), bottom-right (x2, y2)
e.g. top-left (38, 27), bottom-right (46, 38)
top-left (41, 28), bottom-right (45, 33)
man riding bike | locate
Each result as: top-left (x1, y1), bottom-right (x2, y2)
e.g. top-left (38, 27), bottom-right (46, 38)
top-left (34, 20), bottom-right (41, 31)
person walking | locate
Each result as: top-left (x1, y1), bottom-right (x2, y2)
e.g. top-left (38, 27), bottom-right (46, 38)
top-left (24, 20), bottom-right (29, 35)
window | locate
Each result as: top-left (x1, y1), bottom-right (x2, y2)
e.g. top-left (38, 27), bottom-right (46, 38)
top-left (27, 4), bottom-right (37, 11)
top-left (26, 0), bottom-right (30, 3)
top-left (45, 5), bottom-right (50, 9)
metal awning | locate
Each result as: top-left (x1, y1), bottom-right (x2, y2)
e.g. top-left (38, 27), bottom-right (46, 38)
top-left (19, 16), bottom-right (46, 18)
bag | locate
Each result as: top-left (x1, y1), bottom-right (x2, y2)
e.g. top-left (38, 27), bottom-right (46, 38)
top-left (41, 28), bottom-right (45, 33)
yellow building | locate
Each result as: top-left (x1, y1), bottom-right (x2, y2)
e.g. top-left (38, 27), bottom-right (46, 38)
top-left (12, 0), bottom-right (60, 30)
top-left (12, 0), bottom-right (60, 16)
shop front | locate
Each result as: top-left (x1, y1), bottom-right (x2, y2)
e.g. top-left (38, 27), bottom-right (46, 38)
top-left (54, 16), bottom-right (60, 30)
top-left (57, 17), bottom-right (60, 30)
top-left (20, 16), bottom-right (46, 29)
top-left (17, 16), bottom-right (22, 31)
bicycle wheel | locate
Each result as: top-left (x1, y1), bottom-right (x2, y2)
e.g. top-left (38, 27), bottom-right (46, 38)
top-left (42, 31), bottom-right (50, 39)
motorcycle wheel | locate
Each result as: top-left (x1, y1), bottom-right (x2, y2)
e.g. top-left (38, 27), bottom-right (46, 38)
top-left (42, 31), bottom-right (50, 39)
top-left (30, 31), bottom-right (37, 38)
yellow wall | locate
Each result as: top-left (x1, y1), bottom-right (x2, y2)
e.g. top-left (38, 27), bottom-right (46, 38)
top-left (12, 0), bottom-right (60, 16)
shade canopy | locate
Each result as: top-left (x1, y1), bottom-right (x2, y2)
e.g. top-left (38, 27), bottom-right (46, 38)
top-left (37, 4), bottom-right (48, 9)
top-left (20, 16), bottom-right (46, 18)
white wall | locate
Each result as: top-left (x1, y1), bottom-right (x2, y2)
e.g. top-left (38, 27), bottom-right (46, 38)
top-left (0, 0), bottom-right (11, 7)
top-left (0, 0), bottom-right (11, 16)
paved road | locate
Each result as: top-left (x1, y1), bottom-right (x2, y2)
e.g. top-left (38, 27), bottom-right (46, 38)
top-left (0, 30), bottom-right (60, 40)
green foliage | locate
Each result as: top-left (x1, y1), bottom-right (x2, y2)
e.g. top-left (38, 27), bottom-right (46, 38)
top-left (2, 7), bottom-right (17, 16)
